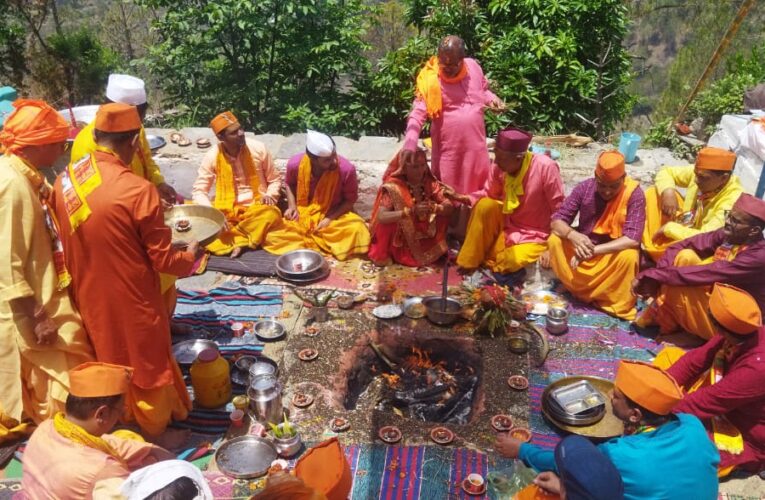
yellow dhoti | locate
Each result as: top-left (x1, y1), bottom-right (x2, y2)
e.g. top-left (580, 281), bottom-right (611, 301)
top-left (456, 198), bottom-right (546, 273)
top-left (124, 360), bottom-right (191, 437)
top-left (642, 186), bottom-right (686, 262)
top-left (654, 249), bottom-right (716, 340)
top-left (264, 212), bottom-right (370, 261)
top-left (548, 234), bottom-right (639, 320)
top-left (206, 204), bottom-right (282, 256)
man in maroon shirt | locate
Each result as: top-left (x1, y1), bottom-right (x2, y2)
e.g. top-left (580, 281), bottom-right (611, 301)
top-left (633, 193), bottom-right (765, 340)
top-left (657, 283), bottom-right (765, 475)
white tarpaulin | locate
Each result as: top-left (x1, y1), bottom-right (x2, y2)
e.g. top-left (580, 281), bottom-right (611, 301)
top-left (708, 114), bottom-right (765, 198)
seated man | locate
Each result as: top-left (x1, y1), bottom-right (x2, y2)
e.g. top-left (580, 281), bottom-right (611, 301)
top-left (368, 147), bottom-right (453, 266)
top-left (191, 111), bottom-right (282, 257)
top-left (643, 146), bottom-right (741, 262)
top-left (656, 283), bottom-right (765, 475)
top-left (22, 362), bottom-right (174, 500)
top-left (547, 151), bottom-right (644, 320)
top-left (496, 360), bottom-right (719, 500)
top-left (456, 127), bottom-right (564, 276)
top-left (264, 130), bottom-right (370, 260)
top-left (633, 193), bottom-right (765, 340)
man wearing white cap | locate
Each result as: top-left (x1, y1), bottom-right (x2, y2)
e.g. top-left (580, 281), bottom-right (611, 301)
top-left (264, 130), bottom-right (370, 260)
top-left (70, 74), bottom-right (180, 314)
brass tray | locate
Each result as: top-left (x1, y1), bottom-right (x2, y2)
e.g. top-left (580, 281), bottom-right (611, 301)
top-left (540, 375), bottom-right (623, 439)
top-left (164, 205), bottom-right (225, 247)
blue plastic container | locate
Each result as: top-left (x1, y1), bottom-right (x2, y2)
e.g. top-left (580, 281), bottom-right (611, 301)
top-left (618, 132), bottom-right (641, 163)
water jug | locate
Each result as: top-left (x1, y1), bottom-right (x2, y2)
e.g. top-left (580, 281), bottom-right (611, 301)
top-left (248, 373), bottom-right (283, 424)
top-left (190, 347), bottom-right (232, 408)
top-left (618, 132), bottom-right (641, 163)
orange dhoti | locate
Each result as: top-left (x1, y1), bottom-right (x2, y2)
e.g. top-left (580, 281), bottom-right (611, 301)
top-left (654, 249), bottom-right (716, 340)
top-left (642, 186), bottom-right (685, 262)
top-left (264, 211), bottom-right (370, 261)
top-left (206, 204), bottom-right (282, 256)
top-left (124, 358), bottom-right (191, 437)
top-left (456, 198), bottom-right (546, 273)
top-left (548, 234), bottom-right (639, 320)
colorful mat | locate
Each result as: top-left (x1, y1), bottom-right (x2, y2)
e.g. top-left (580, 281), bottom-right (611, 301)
top-left (173, 282), bottom-right (283, 328)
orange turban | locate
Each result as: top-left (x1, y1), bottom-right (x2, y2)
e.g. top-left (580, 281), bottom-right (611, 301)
top-left (594, 150), bottom-right (626, 183)
top-left (709, 282), bottom-right (762, 335)
top-left (69, 362), bottom-right (133, 398)
top-left (614, 360), bottom-right (683, 415)
top-left (94, 103), bottom-right (141, 133)
top-left (0, 99), bottom-right (69, 155)
top-left (210, 111), bottom-right (239, 135)
top-left (295, 438), bottom-right (351, 500)
top-left (695, 146), bottom-right (736, 171)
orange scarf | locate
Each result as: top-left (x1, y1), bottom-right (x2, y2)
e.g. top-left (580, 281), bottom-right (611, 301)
top-left (295, 154), bottom-right (340, 231)
top-left (415, 56), bottom-right (469, 118)
top-left (592, 177), bottom-right (639, 239)
top-left (213, 143), bottom-right (264, 215)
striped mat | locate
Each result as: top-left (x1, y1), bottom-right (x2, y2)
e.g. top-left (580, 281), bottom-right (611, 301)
top-left (173, 282), bottom-right (283, 328)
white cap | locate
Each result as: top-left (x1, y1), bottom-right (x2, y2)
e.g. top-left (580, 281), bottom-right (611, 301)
top-left (306, 129), bottom-right (334, 157)
top-left (120, 460), bottom-right (213, 500)
top-left (105, 74), bottom-right (147, 106)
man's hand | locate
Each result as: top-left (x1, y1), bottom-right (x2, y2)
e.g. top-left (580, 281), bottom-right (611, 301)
top-left (569, 255), bottom-right (581, 270)
top-left (261, 195), bottom-right (276, 206)
top-left (567, 230), bottom-right (594, 260)
top-left (487, 98), bottom-right (506, 113)
top-left (284, 207), bottom-right (299, 221)
top-left (33, 314), bottom-right (58, 345)
top-left (632, 277), bottom-right (659, 298)
top-left (316, 217), bottom-right (332, 231)
top-left (414, 201), bottom-right (431, 220)
top-left (653, 224), bottom-right (668, 242)
top-left (538, 250), bottom-right (551, 269)
top-left (495, 433), bottom-right (523, 458)
top-left (157, 183), bottom-right (177, 209)
top-left (399, 149), bottom-right (415, 167)
top-left (660, 189), bottom-right (680, 218)
top-left (533, 471), bottom-right (562, 495)
top-left (186, 240), bottom-right (205, 260)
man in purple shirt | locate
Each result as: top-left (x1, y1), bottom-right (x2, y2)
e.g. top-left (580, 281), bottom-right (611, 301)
top-left (544, 151), bottom-right (645, 320)
top-left (633, 193), bottom-right (765, 340)
top-left (263, 130), bottom-right (370, 260)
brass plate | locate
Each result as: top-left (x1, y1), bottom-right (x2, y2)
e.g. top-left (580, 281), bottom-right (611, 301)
top-left (164, 205), bottom-right (225, 247)
top-left (541, 376), bottom-right (623, 439)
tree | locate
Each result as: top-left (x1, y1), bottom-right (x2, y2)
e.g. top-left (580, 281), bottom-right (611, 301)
top-left (134, 0), bottom-right (376, 136)
top-left (0, 0), bottom-right (27, 88)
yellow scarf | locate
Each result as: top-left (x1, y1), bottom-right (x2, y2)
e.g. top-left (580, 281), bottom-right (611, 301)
top-left (415, 56), bottom-right (469, 119)
top-left (213, 143), bottom-right (264, 215)
top-left (61, 146), bottom-right (118, 232)
top-left (592, 177), bottom-right (639, 239)
top-left (295, 154), bottom-right (340, 232)
top-left (53, 412), bottom-right (125, 466)
top-left (502, 152), bottom-right (532, 214)
top-left (10, 156), bottom-right (72, 289)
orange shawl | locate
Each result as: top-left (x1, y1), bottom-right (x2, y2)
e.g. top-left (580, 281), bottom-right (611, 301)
top-left (415, 56), bottom-right (469, 118)
top-left (592, 177), bottom-right (639, 239)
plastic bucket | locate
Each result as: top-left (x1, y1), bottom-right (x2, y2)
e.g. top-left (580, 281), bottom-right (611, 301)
top-left (618, 132), bottom-right (641, 163)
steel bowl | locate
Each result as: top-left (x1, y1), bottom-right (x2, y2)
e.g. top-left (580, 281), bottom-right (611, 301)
top-left (546, 307), bottom-right (569, 335)
top-left (172, 339), bottom-right (218, 365)
top-left (275, 250), bottom-right (326, 277)
top-left (164, 205), bottom-right (225, 247)
top-left (422, 296), bottom-right (463, 326)
top-left (402, 297), bottom-right (426, 319)
top-left (146, 134), bottom-right (167, 152)
top-left (253, 320), bottom-right (286, 342)
top-left (247, 356), bottom-right (280, 379)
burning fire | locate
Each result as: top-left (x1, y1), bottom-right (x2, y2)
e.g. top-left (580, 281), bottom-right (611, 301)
top-left (381, 373), bottom-right (401, 387)
top-left (403, 346), bottom-right (445, 372)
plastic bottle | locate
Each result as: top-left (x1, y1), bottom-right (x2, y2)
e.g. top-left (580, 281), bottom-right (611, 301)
top-left (190, 347), bottom-right (232, 408)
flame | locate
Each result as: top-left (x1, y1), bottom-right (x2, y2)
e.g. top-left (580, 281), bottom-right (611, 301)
top-left (404, 346), bottom-right (443, 371)
top-left (381, 373), bottom-right (401, 387)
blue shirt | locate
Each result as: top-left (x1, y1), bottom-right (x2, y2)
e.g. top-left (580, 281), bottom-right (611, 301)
top-left (518, 414), bottom-right (719, 500)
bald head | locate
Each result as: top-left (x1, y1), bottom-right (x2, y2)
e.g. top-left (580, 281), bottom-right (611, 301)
top-left (437, 35), bottom-right (466, 78)
top-left (438, 35), bottom-right (466, 57)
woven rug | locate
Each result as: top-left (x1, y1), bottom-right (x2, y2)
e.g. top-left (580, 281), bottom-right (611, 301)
top-left (205, 249), bottom-right (278, 277)
top-left (173, 282), bottom-right (283, 329)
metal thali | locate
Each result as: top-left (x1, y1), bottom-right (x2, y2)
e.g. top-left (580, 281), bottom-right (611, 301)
top-left (215, 435), bottom-right (278, 478)
top-left (164, 205), bottom-right (225, 247)
top-left (146, 134), bottom-right (167, 152)
top-left (540, 376), bottom-right (623, 439)
top-left (172, 339), bottom-right (217, 365)
top-left (520, 290), bottom-right (568, 316)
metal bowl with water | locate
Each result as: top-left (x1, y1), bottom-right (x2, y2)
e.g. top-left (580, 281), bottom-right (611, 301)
top-left (422, 296), bottom-right (463, 326)
top-left (276, 250), bottom-right (325, 277)
top-left (253, 320), bottom-right (286, 342)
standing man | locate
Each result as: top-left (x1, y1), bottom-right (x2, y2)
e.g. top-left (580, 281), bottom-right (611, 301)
top-left (546, 151), bottom-right (645, 320)
top-left (456, 127), bottom-right (564, 276)
top-left (633, 194), bottom-right (765, 340)
top-left (52, 103), bottom-right (201, 442)
top-left (643, 147), bottom-right (742, 262)
top-left (191, 111), bottom-right (282, 257)
top-left (0, 100), bottom-right (93, 435)
top-left (70, 73), bottom-right (179, 312)
top-left (400, 35), bottom-right (505, 196)
top-left (264, 130), bottom-right (370, 261)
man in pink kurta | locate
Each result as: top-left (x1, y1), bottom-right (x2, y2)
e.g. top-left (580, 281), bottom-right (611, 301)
top-left (456, 127), bottom-right (564, 274)
top-left (401, 35), bottom-right (504, 195)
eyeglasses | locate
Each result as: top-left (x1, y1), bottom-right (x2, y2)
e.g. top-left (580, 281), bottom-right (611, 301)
top-left (724, 210), bottom-right (749, 227)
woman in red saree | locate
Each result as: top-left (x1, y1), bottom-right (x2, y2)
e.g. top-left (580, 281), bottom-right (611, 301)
top-left (369, 149), bottom-right (454, 266)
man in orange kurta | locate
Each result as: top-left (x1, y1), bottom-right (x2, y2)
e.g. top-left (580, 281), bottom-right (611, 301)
top-left (51, 103), bottom-right (201, 439)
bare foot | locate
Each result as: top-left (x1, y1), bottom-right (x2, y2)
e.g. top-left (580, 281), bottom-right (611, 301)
top-left (230, 247), bottom-right (243, 259)
top-left (147, 427), bottom-right (191, 452)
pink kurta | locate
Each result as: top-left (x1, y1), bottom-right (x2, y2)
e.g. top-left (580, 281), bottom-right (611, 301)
top-left (22, 420), bottom-right (164, 500)
top-left (403, 58), bottom-right (497, 195)
top-left (471, 154), bottom-right (564, 245)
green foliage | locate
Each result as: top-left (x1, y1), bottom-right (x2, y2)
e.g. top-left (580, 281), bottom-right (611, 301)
top-left (0, 1), bottom-right (26, 87)
top-left (365, 0), bottom-right (635, 137)
top-left (134, 0), bottom-right (375, 136)
top-left (643, 118), bottom-right (696, 160)
top-left (268, 415), bottom-right (296, 438)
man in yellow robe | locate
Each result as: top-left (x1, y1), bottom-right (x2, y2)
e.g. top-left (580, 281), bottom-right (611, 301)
top-left (643, 146), bottom-right (742, 262)
top-left (191, 111), bottom-right (282, 257)
top-left (547, 151), bottom-right (645, 320)
top-left (264, 130), bottom-right (370, 260)
top-left (69, 73), bottom-right (179, 312)
top-left (0, 100), bottom-right (94, 442)
top-left (22, 362), bottom-right (175, 500)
